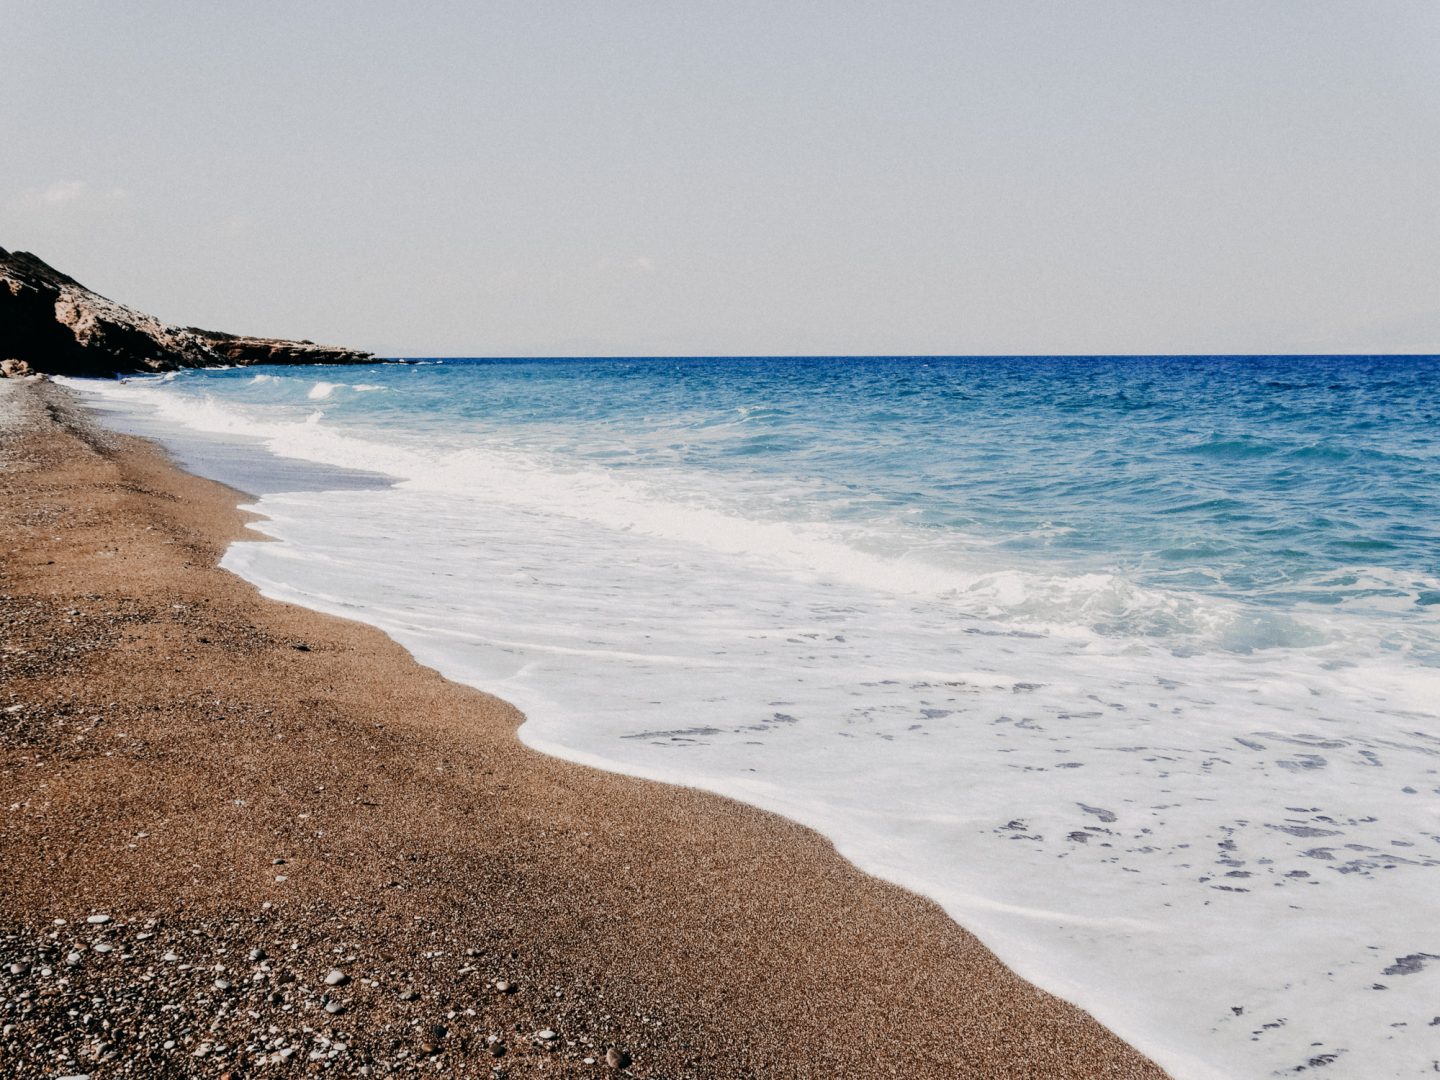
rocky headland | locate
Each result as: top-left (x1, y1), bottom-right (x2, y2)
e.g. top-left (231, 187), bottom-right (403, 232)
top-left (1, 247), bottom-right (373, 378)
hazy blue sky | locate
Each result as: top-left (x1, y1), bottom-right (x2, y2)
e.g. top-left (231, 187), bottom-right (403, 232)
top-left (4, 2), bottom-right (1439, 356)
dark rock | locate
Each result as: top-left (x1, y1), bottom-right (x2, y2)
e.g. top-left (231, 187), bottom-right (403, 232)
top-left (0, 246), bottom-right (374, 377)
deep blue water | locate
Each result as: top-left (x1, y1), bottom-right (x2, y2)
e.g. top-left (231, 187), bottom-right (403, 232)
top-left (167, 355), bottom-right (1440, 644)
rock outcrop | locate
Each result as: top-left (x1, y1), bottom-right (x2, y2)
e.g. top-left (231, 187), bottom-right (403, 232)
top-left (1, 246), bottom-right (374, 377)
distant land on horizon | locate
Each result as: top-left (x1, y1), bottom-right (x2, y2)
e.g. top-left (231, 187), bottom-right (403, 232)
top-left (0, 246), bottom-right (372, 379)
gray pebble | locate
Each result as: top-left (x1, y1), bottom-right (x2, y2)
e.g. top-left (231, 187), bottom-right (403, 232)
top-left (606, 1046), bottom-right (632, 1069)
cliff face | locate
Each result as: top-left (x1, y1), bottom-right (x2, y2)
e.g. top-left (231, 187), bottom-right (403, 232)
top-left (1, 247), bottom-right (374, 377)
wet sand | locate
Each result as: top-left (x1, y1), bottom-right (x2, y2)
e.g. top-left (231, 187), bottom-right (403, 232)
top-left (0, 377), bottom-right (1167, 1077)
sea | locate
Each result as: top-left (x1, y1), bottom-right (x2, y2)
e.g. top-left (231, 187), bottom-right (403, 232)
top-left (62, 356), bottom-right (1440, 1079)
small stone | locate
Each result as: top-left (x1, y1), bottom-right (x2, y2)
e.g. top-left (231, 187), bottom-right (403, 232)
top-left (324, 969), bottom-right (348, 986)
top-left (86, 915), bottom-right (111, 925)
top-left (92, 943), bottom-right (113, 954)
top-left (162, 951), bottom-right (179, 963)
top-left (397, 989), bottom-right (418, 1001)
top-left (324, 1001), bottom-right (345, 1015)
top-left (66, 952), bottom-right (82, 966)
top-left (494, 979), bottom-right (515, 994)
top-left (536, 1028), bottom-right (556, 1041)
top-left (248, 947), bottom-right (267, 962)
top-left (488, 1041), bottom-right (506, 1057)
top-left (8, 963), bottom-right (26, 976)
top-left (213, 978), bottom-right (232, 991)
top-left (606, 1047), bottom-right (632, 1069)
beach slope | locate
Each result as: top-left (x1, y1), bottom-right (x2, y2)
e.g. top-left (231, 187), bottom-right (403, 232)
top-left (0, 377), bottom-right (1165, 1077)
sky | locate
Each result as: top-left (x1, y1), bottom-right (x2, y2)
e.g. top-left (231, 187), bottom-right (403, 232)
top-left (3, 1), bottom-right (1439, 357)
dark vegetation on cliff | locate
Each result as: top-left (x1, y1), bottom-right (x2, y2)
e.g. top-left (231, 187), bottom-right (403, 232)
top-left (1, 247), bottom-right (373, 378)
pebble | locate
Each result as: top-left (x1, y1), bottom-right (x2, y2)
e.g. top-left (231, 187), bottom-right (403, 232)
top-left (536, 1028), bottom-right (557, 1041)
top-left (92, 943), bottom-right (113, 954)
top-left (324, 1000), bottom-right (345, 1014)
top-left (85, 915), bottom-right (110, 925)
top-left (606, 1046), bottom-right (632, 1069)
top-left (397, 988), bottom-right (418, 1001)
top-left (65, 951), bottom-right (82, 966)
top-left (213, 978), bottom-right (232, 991)
top-left (162, 951), bottom-right (179, 962)
top-left (494, 978), bottom-right (515, 994)
top-left (248, 947), bottom-right (267, 961)
top-left (324, 968), bottom-right (348, 986)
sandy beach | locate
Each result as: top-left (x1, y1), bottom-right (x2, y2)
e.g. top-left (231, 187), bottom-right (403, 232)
top-left (0, 376), bottom-right (1166, 1077)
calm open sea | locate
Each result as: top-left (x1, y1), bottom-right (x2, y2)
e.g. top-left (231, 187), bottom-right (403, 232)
top-left (68, 356), bottom-right (1440, 1079)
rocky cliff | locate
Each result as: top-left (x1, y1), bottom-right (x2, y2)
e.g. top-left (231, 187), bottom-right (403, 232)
top-left (1, 247), bottom-right (374, 377)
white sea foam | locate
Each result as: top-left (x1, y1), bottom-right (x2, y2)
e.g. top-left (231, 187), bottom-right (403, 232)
top-left (307, 380), bottom-right (339, 400)
top-left (62, 374), bottom-right (1440, 1079)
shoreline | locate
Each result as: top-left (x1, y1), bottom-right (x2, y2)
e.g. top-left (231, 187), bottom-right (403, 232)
top-left (0, 377), bottom-right (1166, 1077)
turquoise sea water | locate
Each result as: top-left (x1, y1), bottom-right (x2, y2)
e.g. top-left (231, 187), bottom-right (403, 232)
top-left (70, 356), bottom-right (1440, 1079)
